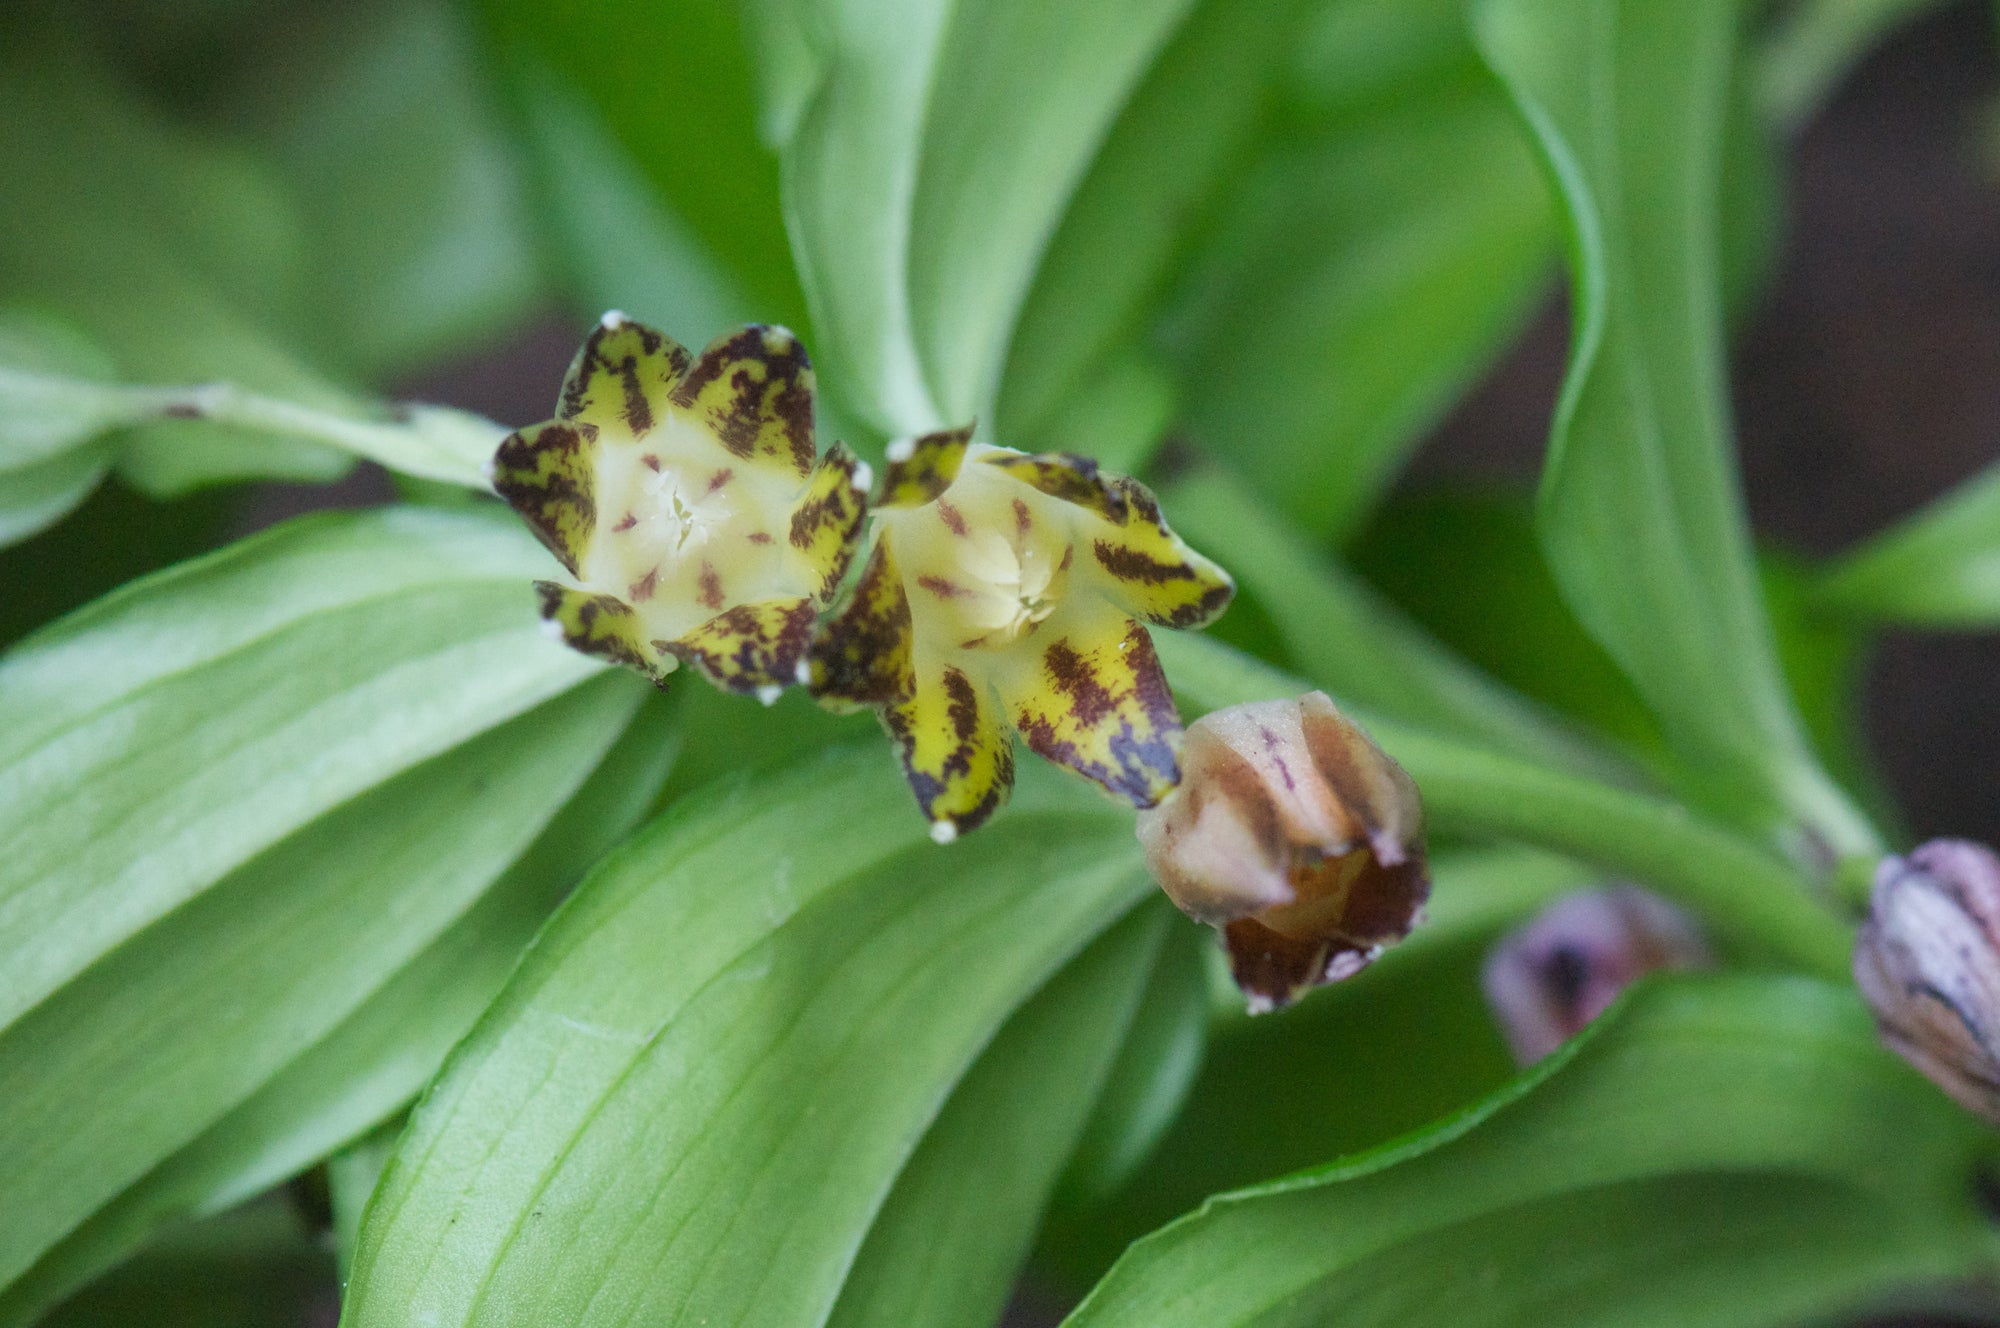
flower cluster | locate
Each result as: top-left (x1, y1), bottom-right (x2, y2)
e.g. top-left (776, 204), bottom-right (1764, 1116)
top-left (493, 316), bottom-right (1233, 840)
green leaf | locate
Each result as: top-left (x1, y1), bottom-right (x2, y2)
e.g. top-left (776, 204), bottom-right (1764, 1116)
top-left (1350, 490), bottom-right (1887, 817)
top-left (1065, 976), bottom-right (1996, 1327)
top-left (997, 0), bottom-right (1310, 448)
top-left (231, 0), bottom-right (545, 380)
top-left (502, 59), bottom-right (765, 350)
top-left (1157, 45), bottom-right (1554, 541)
top-left (1053, 904), bottom-right (1211, 1208)
top-left (902, 0), bottom-right (1198, 426)
top-left (1156, 633), bottom-right (1853, 977)
top-left (826, 903), bottom-right (1168, 1328)
top-left (1349, 490), bottom-right (1669, 761)
top-left (1160, 465), bottom-right (1627, 782)
top-left (0, 311), bottom-right (126, 545)
top-left (0, 48), bottom-right (355, 494)
top-left (0, 481), bottom-right (236, 653)
top-left (0, 673), bottom-right (639, 1297)
top-left (773, 0), bottom-right (1194, 435)
top-left (0, 689), bottom-right (681, 1324)
top-left (1815, 460), bottom-right (2000, 628)
top-left (471, 0), bottom-right (805, 330)
top-left (330, 1125), bottom-right (403, 1285)
top-left (0, 445), bottom-right (115, 550)
top-left (1040, 848), bottom-right (1591, 1293)
top-left (1473, 0), bottom-right (1875, 856)
top-left (0, 339), bottom-right (506, 499)
top-left (341, 753), bottom-right (1148, 1327)
top-left (0, 507), bottom-right (597, 1037)
top-left (0, 34), bottom-right (523, 517)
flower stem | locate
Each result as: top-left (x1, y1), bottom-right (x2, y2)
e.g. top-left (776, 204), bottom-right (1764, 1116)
top-left (1160, 634), bottom-right (1855, 979)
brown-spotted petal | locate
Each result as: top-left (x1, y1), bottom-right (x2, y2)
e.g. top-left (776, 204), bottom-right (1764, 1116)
top-left (877, 424), bottom-right (973, 508)
top-left (806, 538), bottom-right (916, 711)
top-left (1088, 476), bottom-right (1233, 630)
top-left (493, 422), bottom-right (598, 575)
top-left (883, 662), bottom-right (1016, 843)
top-left (660, 597), bottom-right (817, 701)
top-left (1010, 613), bottom-right (1181, 809)
top-left (555, 314), bottom-right (693, 437)
top-left (978, 449), bottom-right (1128, 523)
top-left (668, 324), bottom-right (816, 478)
top-left (786, 441), bottom-right (871, 603)
top-left (533, 580), bottom-right (671, 684)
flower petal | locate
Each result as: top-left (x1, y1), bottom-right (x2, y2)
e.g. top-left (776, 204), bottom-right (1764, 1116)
top-left (1220, 917), bottom-right (1378, 1011)
top-left (883, 663), bottom-right (1015, 840)
top-left (1087, 477), bottom-right (1234, 630)
top-left (661, 598), bottom-right (816, 698)
top-left (533, 580), bottom-right (671, 683)
top-left (787, 441), bottom-right (871, 602)
top-left (556, 315), bottom-right (693, 437)
top-left (806, 539), bottom-right (915, 711)
top-left (1011, 614), bottom-right (1181, 808)
top-left (878, 424), bottom-right (972, 508)
top-left (978, 449), bottom-right (1127, 523)
top-left (493, 422), bottom-right (598, 575)
top-left (668, 324), bottom-right (816, 478)
top-left (1295, 689), bottom-right (1425, 865)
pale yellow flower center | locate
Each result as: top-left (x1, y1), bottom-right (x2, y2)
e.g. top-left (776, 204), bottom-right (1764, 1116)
top-left (893, 456), bottom-right (1077, 653)
top-left (954, 529), bottom-right (1062, 639)
top-left (635, 462), bottom-right (734, 556)
top-left (578, 415), bottom-right (796, 636)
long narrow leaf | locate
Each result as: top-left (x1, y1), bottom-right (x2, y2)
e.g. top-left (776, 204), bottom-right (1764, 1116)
top-left (775, 0), bottom-right (1192, 435)
top-left (1815, 459), bottom-right (2000, 627)
top-left (826, 905), bottom-right (1167, 1328)
top-left (0, 673), bottom-right (638, 1293)
top-left (341, 752), bottom-right (1149, 1327)
top-left (1475, 0), bottom-right (1875, 856)
top-left (1065, 976), bottom-right (1992, 1327)
top-left (0, 507), bottom-right (597, 1032)
top-left (0, 690), bottom-right (679, 1324)
top-left (1160, 464), bottom-right (1625, 781)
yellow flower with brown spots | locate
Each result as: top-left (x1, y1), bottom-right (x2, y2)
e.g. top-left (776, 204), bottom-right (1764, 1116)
top-left (806, 426), bottom-right (1233, 841)
top-left (490, 314), bottom-right (868, 698)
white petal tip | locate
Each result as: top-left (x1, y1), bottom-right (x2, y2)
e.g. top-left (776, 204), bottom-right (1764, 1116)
top-left (929, 819), bottom-right (959, 845)
top-left (794, 659), bottom-right (813, 685)
top-left (1244, 994), bottom-right (1276, 1017)
top-left (850, 460), bottom-right (874, 492)
top-left (538, 617), bottom-right (568, 642)
top-left (885, 438), bottom-right (916, 463)
top-left (599, 309), bottom-right (630, 329)
top-left (755, 683), bottom-right (783, 707)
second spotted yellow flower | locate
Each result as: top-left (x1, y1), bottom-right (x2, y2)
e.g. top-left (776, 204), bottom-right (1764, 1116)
top-left (807, 427), bottom-right (1232, 841)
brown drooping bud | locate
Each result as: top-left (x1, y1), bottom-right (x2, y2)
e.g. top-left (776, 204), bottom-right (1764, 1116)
top-left (1134, 691), bottom-right (1429, 1011)
top-left (1480, 886), bottom-right (1713, 1066)
top-left (1853, 839), bottom-right (2000, 1124)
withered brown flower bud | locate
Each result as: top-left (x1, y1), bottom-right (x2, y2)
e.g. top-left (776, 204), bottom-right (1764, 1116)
top-left (1854, 838), bottom-right (2000, 1124)
top-left (1480, 886), bottom-right (1713, 1066)
top-left (1134, 691), bottom-right (1429, 1011)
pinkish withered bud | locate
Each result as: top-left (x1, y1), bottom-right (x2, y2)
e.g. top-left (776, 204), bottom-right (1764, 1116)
top-left (1854, 839), bottom-right (2000, 1123)
top-left (1481, 886), bottom-right (1713, 1066)
top-left (1133, 691), bottom-right (1429, 1011)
